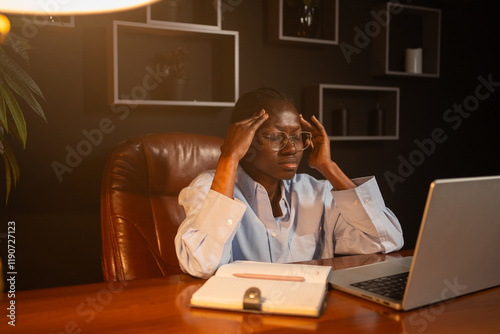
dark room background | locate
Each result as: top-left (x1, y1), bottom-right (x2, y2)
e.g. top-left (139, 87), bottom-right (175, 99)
top-left (1, 0), bottom-right (499, 291)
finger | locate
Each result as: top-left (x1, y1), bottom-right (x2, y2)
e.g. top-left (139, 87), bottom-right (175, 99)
top-left (249, 111), bottom-right (269, 130)
top-left (253, 108), bottom-right (267, 118)
top-left (299, 114), bottom-right (322, 128)
top-left (236, 108), bottom-right (267, 125)
top-left (310, 115), bottom-right (329, 136)
top-left (310, 115), bottom-right (324, 129)
top-left (300, 114), bottom-right (324, 135)
top-left (299, 114), bottom-right (314, 131)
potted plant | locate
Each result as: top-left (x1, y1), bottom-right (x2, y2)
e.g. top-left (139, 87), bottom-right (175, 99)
top-left (152, 47), bottom-right (190, 100)
top-left (0, 28), bottom-right (46, 204)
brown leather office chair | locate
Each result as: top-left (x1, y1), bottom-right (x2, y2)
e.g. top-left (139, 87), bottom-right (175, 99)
top-left (101, 132), bottom-right (224, 281)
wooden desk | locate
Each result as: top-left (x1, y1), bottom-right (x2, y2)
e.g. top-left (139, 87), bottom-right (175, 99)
top-left (2, 250), bottom-right (499, 333)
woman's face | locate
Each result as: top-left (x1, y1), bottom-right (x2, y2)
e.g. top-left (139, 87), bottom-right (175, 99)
top-left (242, 101), bottom-right (303, 186)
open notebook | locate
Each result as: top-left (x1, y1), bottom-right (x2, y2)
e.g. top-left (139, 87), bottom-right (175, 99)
top-left (190, 261), bottom-right (331, 317)
top-left (329, 175), bottom-right (500, 310)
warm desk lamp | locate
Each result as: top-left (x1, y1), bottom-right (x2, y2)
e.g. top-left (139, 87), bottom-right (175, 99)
top-left (0, 12), bottom-right (9, 42)
top-left (0, 0), bottom-right (160, 40)
top-left (0, 0), bottom-right (160, 15)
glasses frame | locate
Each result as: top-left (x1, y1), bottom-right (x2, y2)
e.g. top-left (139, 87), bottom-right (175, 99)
top-left (259, 131), bottom-right (312, 152)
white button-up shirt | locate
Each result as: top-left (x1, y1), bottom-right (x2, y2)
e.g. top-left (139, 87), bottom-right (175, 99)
top-left (175, 167), bottom-right (404, 278)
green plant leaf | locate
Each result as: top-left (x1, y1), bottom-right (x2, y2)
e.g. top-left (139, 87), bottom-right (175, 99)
top-left (0, 85), bottom-right (27, 148)
top-left (6, 117), bottom-right (23, 146)
top-left (0, 132), bottom-right (19, 180)
top-left (5, 33), bottom-right (30, 65)
top-left (0, 42), bottom-right (46, 204)
top-left (4, 75), bottom-right (46, 122)
top-left (1, 131), bottom-right (20, 204)
top-left (3, 138), bottom-right (20, 183)
top-left (0, 49), bottom-right (44, 99)
top-left (0, 96), bottom-right (7, 131)
top-left (2, 155), bottom-right (12, 204)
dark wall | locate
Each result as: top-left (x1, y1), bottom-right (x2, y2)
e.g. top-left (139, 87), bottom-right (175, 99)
top-left (1, 0), bottom-right (499, 291)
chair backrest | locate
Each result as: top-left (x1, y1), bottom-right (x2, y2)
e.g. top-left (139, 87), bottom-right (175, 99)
top-left (101, 132), bottom-right (223, 281)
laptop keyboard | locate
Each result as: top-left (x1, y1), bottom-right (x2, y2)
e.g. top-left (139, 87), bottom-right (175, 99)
top-left (350, 272), bottom-right (409, 301)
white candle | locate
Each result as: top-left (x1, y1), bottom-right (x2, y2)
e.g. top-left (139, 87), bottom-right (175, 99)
top-left (405, 48), bottom-right (423, 74)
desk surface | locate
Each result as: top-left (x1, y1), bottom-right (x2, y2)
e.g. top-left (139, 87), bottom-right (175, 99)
top-left (2, 250), bottom-right (499, 333)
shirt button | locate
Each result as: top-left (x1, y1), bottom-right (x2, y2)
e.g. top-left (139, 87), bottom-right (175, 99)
top-left (364, 197), bottom-right (371, 204)
top-left (226, 219), bottom-right (233, 226)
top-left (271, 231), bottom-right (277, 238)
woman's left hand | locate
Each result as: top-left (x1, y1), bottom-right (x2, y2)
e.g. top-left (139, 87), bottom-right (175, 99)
top-left (299, 114), bottom-right (332, 171)
top-left (300, 114), bottom-right (356, 190)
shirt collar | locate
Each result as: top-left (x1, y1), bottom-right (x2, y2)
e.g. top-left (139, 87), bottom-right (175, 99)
top-left (236, 166), bottom-right (292, 216)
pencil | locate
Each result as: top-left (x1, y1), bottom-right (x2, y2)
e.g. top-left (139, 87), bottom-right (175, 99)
top-left (233, 273), bottom-right (305, 282)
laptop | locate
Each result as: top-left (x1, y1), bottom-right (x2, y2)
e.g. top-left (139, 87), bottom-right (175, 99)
top-left (329, 175), bottom-right (500, 311)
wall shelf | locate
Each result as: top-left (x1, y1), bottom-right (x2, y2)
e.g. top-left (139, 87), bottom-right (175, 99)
top-left (372, 2), bottom-right (441, 78)
top-left (303, 84), bottom-right (400, 141)
top-left (268, 0), bottom-right (338, 46)
top-left (22, 15), bottom-right (75, 28)
top-left (146, 0), bottom-right (221, 30)
top-left (108, 20), bottom-right (238, 107)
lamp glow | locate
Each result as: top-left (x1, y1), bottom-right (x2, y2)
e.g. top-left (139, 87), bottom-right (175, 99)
top-left (0, 14), bottom-right (10, 42)
top-left (0, 0), bottom-right (160, 15)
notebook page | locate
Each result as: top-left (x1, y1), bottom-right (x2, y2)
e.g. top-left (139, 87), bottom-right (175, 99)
top-left (214, 261), bottom-right (331, 284)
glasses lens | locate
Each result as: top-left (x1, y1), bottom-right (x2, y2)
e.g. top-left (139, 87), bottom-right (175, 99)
top-left (266, 131), bottom-right (312, 151)
top-left (268, 131), bottom-right (287, 151)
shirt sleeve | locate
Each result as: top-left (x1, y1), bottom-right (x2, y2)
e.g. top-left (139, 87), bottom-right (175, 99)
top-left (328, 176), bottom-right (404, 255)
top-left (174, 174), bottom-right (247, 278)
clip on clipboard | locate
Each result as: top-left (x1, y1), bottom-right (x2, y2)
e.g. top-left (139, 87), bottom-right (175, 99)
top-left (243, 287), bottom-right (262, 311)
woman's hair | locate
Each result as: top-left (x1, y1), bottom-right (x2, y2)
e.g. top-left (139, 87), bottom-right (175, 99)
top-left (230, 88), bottom-right (295, 123)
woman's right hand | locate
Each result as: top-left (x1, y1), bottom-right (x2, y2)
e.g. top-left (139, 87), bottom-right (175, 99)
top-left (211, 109), bottom-right (268, 197)
top-left (219, 109), bottom-right (269, 162)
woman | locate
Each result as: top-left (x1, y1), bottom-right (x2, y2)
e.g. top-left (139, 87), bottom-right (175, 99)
top-left (175, 88), bottom-right (403, 278)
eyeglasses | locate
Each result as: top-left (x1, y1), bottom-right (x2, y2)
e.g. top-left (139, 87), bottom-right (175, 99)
top-left (259, 131), bottom-right (312, 151)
